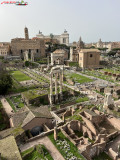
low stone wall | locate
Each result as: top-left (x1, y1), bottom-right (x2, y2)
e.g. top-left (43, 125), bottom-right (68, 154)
top-left (26, 128), bottom-right (56, 143)
top-left (108, 148), bottom-right (118, 160)
top-left (107, 131), bottom-right (118, 141)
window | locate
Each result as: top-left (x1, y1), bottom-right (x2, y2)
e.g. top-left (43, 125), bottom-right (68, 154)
top-left (21, 50), bottom-right (23, 53)
top-left (29, 49), bottom-right (31, 53)
top-left (63, 38), bottom-right (66, 43)
top-left (36, 49), bottom-right (39, 53)
top-left (90, 54), bottom-right (93, 57)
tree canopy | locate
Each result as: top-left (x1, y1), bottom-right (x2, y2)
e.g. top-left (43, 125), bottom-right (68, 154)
top-left (0, 71), bottom-right (13, 95)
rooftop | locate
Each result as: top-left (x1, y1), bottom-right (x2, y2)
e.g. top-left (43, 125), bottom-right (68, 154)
top-left (12, 106), bottom-right (52, 128)
top-left (80, 49), bottom-right (100, 53)
top-left (53, 49), bottom-right (65, 54)
top-left (0, 136), bottom-right (22, 160)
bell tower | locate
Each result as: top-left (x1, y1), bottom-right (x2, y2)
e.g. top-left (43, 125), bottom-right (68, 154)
top-left (24, 27), bottom-right (29, 40)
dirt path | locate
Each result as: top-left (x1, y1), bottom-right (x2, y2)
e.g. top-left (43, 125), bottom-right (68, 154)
top-left (1, 97), bottom-right (14, 118)
top-left (20, 136), bottom-right (64, 160)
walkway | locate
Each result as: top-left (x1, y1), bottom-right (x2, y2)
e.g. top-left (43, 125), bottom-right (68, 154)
top-left (1, 97), bottom-right (14, 118)
top-left (20, 136), bottom-right (64, 160)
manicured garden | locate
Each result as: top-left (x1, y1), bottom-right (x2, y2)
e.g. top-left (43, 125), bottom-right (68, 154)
top-left (10, 70), bottom-right (31, 82)
top-left (21, 145), bottom-right (53, 160)
top-left (48, 131), bottom-right (85, 160)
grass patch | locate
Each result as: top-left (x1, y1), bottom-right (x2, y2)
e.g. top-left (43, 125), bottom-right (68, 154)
top-left (95, 90), bottom-right (105, 96)
top-left (11, 95), bottom-right (24, 108)
top-left (0, 123), bottom-right (7, 131)
top-left (10, 70), bottom-right (31, 82)
top-left (6, 97), bottom-right (16, 112)
top-left (69, 62), bottom-right (79, 67)
top-left (48, 131), bottom-right (85, 160)
top-left (75, 97), bottom-right (89, 103)
top-left (93, 152), bottom-right (112, 160)
top-left (70, 115), bottom-right (83, 121)
top-left (74, 130), bottom-right (83, 137)
top-left (65, 72), bottom-right (93, 84)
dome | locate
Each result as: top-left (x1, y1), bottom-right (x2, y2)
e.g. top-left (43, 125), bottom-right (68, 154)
top-left (30, 126), bottom-right (43, 137)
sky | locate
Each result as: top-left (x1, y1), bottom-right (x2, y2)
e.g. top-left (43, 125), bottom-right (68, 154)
top-left (0, 0), bottom-right (120, 43)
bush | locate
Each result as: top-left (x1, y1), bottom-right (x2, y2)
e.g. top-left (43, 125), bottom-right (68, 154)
top-left (25, 61), bottom-right (30, 67)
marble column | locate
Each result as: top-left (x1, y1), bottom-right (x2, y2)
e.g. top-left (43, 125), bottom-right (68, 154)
top-left (54, 126), bottom-right (57, 141)
top-left (59, 73), bottom-right (63, 100)
top-left (50, 73), bottom-right (53, 105)
top-left (55, 74), bottom-right (58, 102)
top-left (62, 68), bottom-right (64, 82)
top-left (47, 56), bottom-right (49, 67)
top-left (26, 51), bottom-right (28, 61)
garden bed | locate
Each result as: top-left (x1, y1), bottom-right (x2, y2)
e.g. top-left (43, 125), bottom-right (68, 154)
top-left (48, 131), bottom-right (85, 160)
top-left (21, 144), bottom-right (53, 160)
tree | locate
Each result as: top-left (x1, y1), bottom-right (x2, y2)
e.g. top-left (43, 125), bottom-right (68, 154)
top-left (0, 71), bottom-right (13, 95)
top-left (50, 33), bottom-right (54, 43)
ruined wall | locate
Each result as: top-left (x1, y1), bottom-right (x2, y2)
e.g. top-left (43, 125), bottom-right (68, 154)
top-left (108, 148), bottom-right (118, 160)
top-left (106, 117), bottom-right (120, 130)
top-left (11, 39), bottom-right (45, 58)
top-left (81, 115), bottom-right (98, 135)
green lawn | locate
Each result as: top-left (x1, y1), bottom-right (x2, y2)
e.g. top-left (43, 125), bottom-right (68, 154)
top-left (48, 131), bottom-right (85, 160)
top-left (93, 152), bottom-right (112, 160)
top-left (65, 72), bottom-right (93, 84)
top-left (21, 145), bottom-right (53, 160)
top-left (10, 70), bottom-right (31, 82)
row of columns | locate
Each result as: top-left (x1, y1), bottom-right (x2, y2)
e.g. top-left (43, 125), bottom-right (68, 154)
top-left (50, 71), bottom-right (63, 105)
top-left (23, 50), bottom-right (35, 62)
